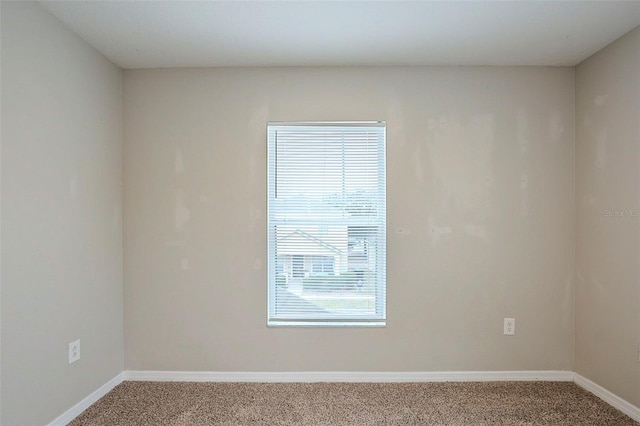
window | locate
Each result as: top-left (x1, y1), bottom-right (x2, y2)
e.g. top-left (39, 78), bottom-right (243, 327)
top-left (311, 256), bottom-right (335, 275)
top-left (267, 122), bottom-right (386, 326)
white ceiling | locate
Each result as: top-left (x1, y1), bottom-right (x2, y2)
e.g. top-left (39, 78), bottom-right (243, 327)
top-left (40, 1), bottom-right (640, 69)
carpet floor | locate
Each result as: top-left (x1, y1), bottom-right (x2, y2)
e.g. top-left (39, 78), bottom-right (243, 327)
top-left (70, 381), bottom-right (638, 425)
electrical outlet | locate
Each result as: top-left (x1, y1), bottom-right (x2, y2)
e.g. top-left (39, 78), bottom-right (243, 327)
top-left (69, 340), bottom-right (80, 364)
top-left (504, 318), bottom-right (515, 335)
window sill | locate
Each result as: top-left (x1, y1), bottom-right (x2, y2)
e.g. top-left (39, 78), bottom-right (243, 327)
top-left (267, 321), bottom-right (386, 328)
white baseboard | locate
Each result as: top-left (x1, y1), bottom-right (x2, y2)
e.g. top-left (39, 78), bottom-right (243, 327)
top-left (574, 373), bottom-right (640, 423)
top-left (48, 372), bottom-right (124, 426)
top-left (123, 370), bottom-right (574, 383)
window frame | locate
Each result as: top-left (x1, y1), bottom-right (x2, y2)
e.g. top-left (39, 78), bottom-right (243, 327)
top-left (266, 121), bottom-right (387, 327)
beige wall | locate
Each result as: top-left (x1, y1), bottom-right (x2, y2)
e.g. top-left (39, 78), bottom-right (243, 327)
top-left (124, 66), bottom-right (575, 372)
top-left (575, 26), bottom-right (640, 406)
top-left (1, 2), bottom-right (124, 425)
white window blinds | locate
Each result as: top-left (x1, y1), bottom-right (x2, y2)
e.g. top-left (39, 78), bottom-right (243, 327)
top-left (267, 122), bottom-right (386, 326)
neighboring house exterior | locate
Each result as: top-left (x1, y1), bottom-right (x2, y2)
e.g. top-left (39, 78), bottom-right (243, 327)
top-left (276, 228), bottom-right (347, 281)
top-left (272, 194), bottom-right (379, 289)
top-left (276, 226), bottom-right (378, 285)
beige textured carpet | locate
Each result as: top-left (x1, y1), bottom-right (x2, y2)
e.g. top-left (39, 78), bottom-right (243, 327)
top-left (70, 381), bottom-right (638, 425)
